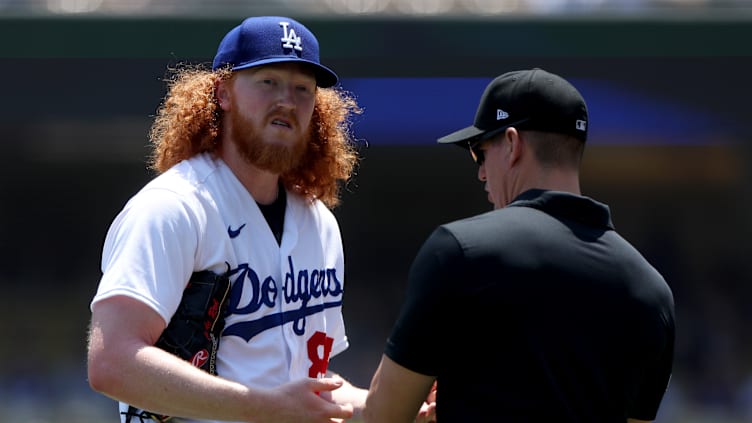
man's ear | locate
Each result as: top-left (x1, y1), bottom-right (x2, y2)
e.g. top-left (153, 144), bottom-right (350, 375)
top-left (215, 79), bottom-right (231, 111)
top-left (507, 127), bottom-right (524, 166)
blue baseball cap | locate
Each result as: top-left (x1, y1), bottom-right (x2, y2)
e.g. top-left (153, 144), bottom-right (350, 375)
top-left (212, 16), bottom-right (338, 88)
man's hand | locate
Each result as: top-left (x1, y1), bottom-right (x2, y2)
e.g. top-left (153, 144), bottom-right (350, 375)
top-left (262, 377), bottom-right (355, 423)
top-left (415, 381), bottom-right (436, 423)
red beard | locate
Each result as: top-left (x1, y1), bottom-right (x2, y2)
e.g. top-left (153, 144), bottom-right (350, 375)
top-left (228, 104), bottom-right (309, 174)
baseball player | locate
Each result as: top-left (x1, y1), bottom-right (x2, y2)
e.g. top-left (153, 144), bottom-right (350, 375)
top-left (86, 16), bottom-right (369, 423)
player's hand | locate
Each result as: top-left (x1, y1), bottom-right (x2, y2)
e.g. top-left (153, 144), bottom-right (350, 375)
top-left (415, 381), bottom-right (437, 423)
top-left (260, 377), bottom-right (354, 423)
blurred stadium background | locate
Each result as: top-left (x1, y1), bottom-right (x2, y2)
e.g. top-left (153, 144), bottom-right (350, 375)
top-left (1, 0), bottom-right (751, 422)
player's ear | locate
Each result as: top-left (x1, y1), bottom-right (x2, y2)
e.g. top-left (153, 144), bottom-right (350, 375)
top-left (215, 78), bottom-right (232, 111)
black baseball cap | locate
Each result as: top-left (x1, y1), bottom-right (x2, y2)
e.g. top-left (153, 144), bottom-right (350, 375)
top-left (212, 16), bottom-right (338, 88)
top-left (437, 68), bottom-right (588, 147)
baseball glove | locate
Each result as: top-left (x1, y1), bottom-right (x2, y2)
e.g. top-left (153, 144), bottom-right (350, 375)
top-left (121, 266), bottom-right (232, 423)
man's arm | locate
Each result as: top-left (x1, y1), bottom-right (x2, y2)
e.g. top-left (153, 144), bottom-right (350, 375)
top-left (87, 295), bottom-right (354, 423)
top-left (363, 355), bottom-right (436, 423)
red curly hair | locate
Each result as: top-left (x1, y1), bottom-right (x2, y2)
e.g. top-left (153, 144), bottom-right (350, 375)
top-left (148, 64), bottom-right (362, 209)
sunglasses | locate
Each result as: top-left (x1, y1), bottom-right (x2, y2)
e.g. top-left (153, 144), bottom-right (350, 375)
top-left (468, 140), bottom-right (486, 165)
top-left (467, 121), bottom-right (529, 165)
top-left (468, 126), bottom-right (509, 165)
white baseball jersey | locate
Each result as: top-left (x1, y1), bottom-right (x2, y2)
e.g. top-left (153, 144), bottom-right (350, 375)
top-left (91, 152), bottom-right (349, 423)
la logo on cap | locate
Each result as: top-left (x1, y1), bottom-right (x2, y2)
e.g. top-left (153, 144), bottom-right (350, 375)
top-left (497, 109), bottom-right (509, 120)
top-left (280, 21), bottom-right (303, 52)
top-left (576, 120), bottom-right (587, 131)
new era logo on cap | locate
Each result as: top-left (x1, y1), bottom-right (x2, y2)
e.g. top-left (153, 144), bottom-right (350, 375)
top-left (437, 68), bottom-right (589, 146)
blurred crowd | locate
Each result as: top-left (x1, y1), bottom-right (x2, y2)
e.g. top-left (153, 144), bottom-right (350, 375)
top-left (0, 0), bottom-right (750, 17)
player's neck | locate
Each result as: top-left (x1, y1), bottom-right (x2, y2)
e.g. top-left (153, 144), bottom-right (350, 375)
top-left (219, 153), bottom-right (280, 205)
top-left (241, 167), bottom-right (280, 205)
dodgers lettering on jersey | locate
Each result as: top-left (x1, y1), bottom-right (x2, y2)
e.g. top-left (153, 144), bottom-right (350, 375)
top-left (223, 255), bottom-right (343, 341)
top-left (217, 254), bottom-right (345, 383)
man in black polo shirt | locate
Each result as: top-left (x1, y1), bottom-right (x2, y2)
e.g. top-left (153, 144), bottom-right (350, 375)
top-left (363, 68), bottom-right (676, 423)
